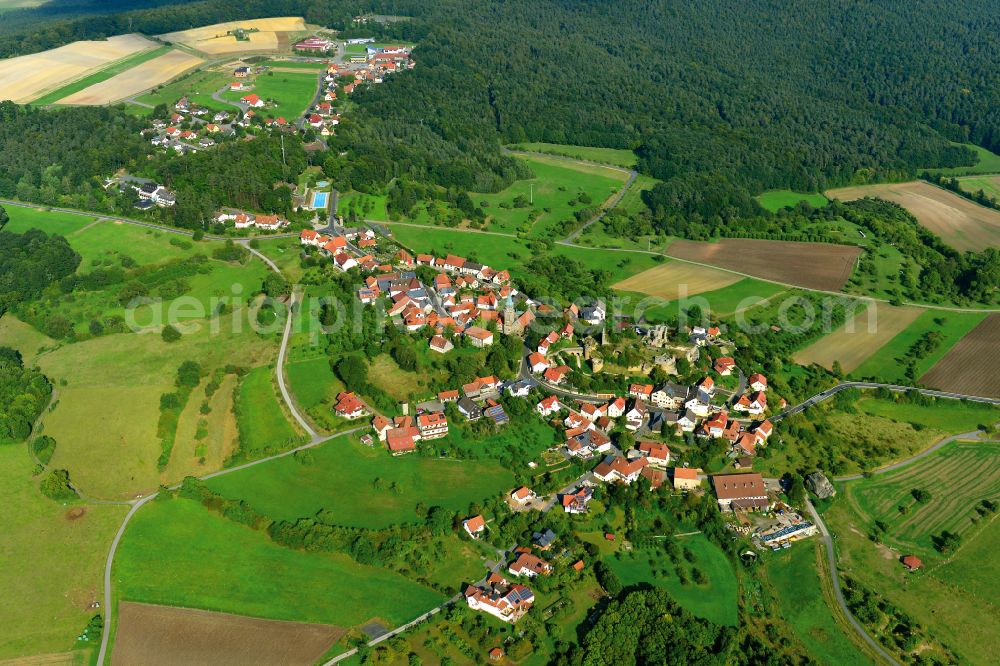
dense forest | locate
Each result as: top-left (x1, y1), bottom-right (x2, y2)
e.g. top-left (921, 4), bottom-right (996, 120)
top-left (0, 221), bottom-right (82, 316)
top-left (7, 0), bottom-right (1000, 211)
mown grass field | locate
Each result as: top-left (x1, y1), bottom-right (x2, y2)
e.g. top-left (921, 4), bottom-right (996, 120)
top-left (163, 374), bottom-right (239, 481)
top-left (222, 70), bottom-right (318, 118)
top-left (114, 497), bottom-right (445, 628)
top-left (0, 444), bottom-right (127, 661)
top-left (206, 436), bottom-right (515, 528)
top-left (617, 173), bottom-right (660, 215)
top-left (793, 304), bottom-right (923, 373)
top-left (507, 143), bottom-right (638, 168)
top-left (134, 67), bottom-right (232, 110)
top-left (844, 440), bottom-right (1000, 555)
top-left (389, 224), bottom-right (531, 269)
top-left (617, 277), bottom-right (786, 323)
top-left (260, 59), bottom-right (330, 70)
top-left (471, 154), bottom-right (629, 237)
top-left (956, 174), bottom-right (1000, 200)
top-left (827, 447), bottom-right (1000, 665)
top-left (604, 534), bottom-right (738, 626)
top-left (31, 45), bottom-right (173, 105)
top-left (850, 310), bottom-right (987, 382)
top-left (755, 189), bottom-right (830, 212)
top-left (38, 310), bottom-right (277, 499)
top-left (0, 313), bottom-right (54, 363)
top-left (3, 205), bottom-right (98, 236)
top-left (611, 259), bottom-right (743, 300)
top-left (855, 395), bottom-right (999, 433)
top-left (764, 544), bottom-right (870, 666)
top-left (234, 366), bottom-right (301, 458)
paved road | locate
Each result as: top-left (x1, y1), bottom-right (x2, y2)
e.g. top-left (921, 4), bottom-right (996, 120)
top-left (771, 381), bottom-right (1000, 423)
top-left (834, 431), bottom-right (991, 482)
top-left (804, 498), bottom-right (901, 666)
top-left (0, 199), bottom-right (297, 243)
top-left (211, 85), bottom-right (245, 112)
top-left (275, 289), bottom-right (319, 441)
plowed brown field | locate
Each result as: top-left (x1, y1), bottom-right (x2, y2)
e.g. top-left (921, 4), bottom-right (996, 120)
top-left (111, 602), bottom-right (344, 666)
top-left (666, 238), bottom-right (861, 291)
top-left (920, 314), bottom-right (1000, 398)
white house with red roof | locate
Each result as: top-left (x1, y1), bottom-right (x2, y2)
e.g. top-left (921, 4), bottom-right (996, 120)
top-left (527, 352), bottom-right (549, 374)
top-left (510, 486), bottom-right (536, 505)
top-left (463, 515), bottom-right (486, 539)
top-left (537, 331), bottom-right (559, 355)
top-left (593, 455), bottom-right (649, 484)
top-left (606, 396), bottom-right (626, 418)
top-left (748, 373), bottom-right (768, 392)
top-left (714, 356), bottom-right (736, 375)
top-left (465, 326), bottom-right (494, 347)
top-left (628, 383), bottom-right (653, 400)
top-left (241, 93), bottom-right (265, 108)
top-left (734, 391), bottom-right (767, 415)
top-left (464, 574), bottom-right (534, 623)
top-left (508, 553), bottom-right (552, 578)
top-left (637, 441), bottom-right (671, 467)
top-left (536, 395), bottom-right (560, 416)
top-left (334, 391), bottom-right (366, 419)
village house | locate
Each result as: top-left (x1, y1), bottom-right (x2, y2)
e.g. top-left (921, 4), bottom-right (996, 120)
top-left (594, 455), bottom-right (649, 484)
top-left (624, 399), bottom-right (648, 431)
top-left (637, 441), bottom-right (671, 467)
top-left (465, 326), bottom-right (494, 347)
top-left (628, 383), bottom-right (654, 400)
top-left (536, 395), bottom-right (561, 417)
top-left (334, 391), bottom-right (366, 419)
top-left (748, 373), bottom-right (768, 392)
top-left (508, 552), bottom-right (552, 578)
top-left (527, 352), bottom-right (550, 373)
top-left (457, 397), bottom-right (483, 421)
top-left (417, 412), bottom-right (449, 440)
top-left (651, 382), bottom-right (689, 410)
top-left (241, 93), bottom-right (265, 108)
top-left (673, 467), bottom-right (701, 491)
top-left (606, 396), bottom-right (626, 418)
top-left (511, 486), bottom-right (536, 505)
top-left (561, 486), bottom-right (593, 514)
top-left (714, 356), bottom-right (736, 375)
top-left (696, 376), bottom-right (716, 401)
top-left (712, 473), bottom-right (769, 512)
top-left (429, 335), bottom-right (454, 354)
top-left (734, 391), bottom-right (767, 415)
top-left (463, 515), bottom-right (487, 539)
top-left (464, 573), bottom-right (534, 623)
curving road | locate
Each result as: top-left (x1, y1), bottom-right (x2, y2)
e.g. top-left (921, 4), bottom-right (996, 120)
top-left (804, 498), bottom-right (901, 666)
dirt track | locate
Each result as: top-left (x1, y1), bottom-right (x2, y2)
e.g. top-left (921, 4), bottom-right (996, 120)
top-left (920, 314), bottom-right (1000, 398)
top-left (826, 180), bottom-right (1000, 252)
top-left (112, 602), bottom-right (344, 666)
top-left (666, 238), bottom-right (861, 291)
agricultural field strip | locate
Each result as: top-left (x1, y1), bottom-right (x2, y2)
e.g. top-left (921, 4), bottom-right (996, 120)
top-left (4, 198), bottom-right (997, 314)
top-left (57, 50), bottom-right (205, 105)
top-left (920, 314), bottom-right (1000, 398)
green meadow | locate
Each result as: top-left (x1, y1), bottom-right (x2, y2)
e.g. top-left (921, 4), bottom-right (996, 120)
top-left (339, 191), bottom-right (390, 222)
top-left (764, 545), bottom-right (870, 666)
top-left (617, 173), bottom-right (660, 215)
top-left (223, 70), bottom-right (318, 118)
top-left (604, 534), bottom-right (738, 626)
top-left (850, 310), bottom-right (988, 382)
top-left (508, 143), bottom-right (638, 168)
top-left (389, 224), bottom-right (531, 269)
top-left (0, 445), bottom-right (126, 660)
top-left (474, 155), bottom-right (629, 237)
top-left (755, 189), bottom-right (830, 212)
top-left (233, 366), bottom-right (303, 459)
top-left (30, 45), bottom-right (173, 105)
top-left (855, 395), bottom-right (998, 433)
top-left (2, 205), bottom-right (98, 236)
top-left (134, 68), bottom-right (233, 110)
top-left (206, 436), bottom-right (515, 527)
top-left (114, 497), bottom-right (445, 628)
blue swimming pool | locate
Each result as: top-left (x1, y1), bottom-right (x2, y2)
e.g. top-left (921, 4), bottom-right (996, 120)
top-left (311, 191), bottom-right (329, 209)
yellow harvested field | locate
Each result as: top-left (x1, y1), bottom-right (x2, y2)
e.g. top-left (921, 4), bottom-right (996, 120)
top-left (159, 17), bottom-right (306, 55)
top-left (826, 180), bottom-right (1000, 252)
top-left (793, 303), bottom-right (922, 372)
top-left (612, 260), bottom-right (742, 300)
top-left (0, 34), bottom-right (156, 103)
top-left (57, 50), bottom-right (204, 104)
